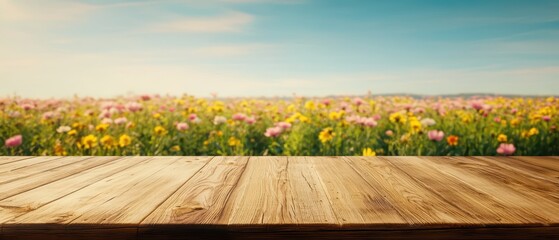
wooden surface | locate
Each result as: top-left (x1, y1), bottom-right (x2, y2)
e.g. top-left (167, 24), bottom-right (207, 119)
top-left (0, 156), bottom-right (558, 239)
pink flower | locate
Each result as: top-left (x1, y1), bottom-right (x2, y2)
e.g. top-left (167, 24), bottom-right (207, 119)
top-left (245, 116), bottom-right (256, 125)
top-left (140, 94), bottom-right (151, 101)
top-left (493, 117), bottom-right (501, 123)
top-left (471, 100), bottom-right (484, 110)
top-left (176, 122), bottom-right (189, 131)
top-left (353, 98), bottom-right (364, 106)
top-left (497, 143), bottom-right (516, 156)
top-left (114, 117), bottom-right (128, 125)
top-left (372, 114), bottom-right (381, 121)
top-left (42, 111), bottom-right (55, 120)
top-left (264, 126), bottom-right (283, 138)
top-left (5, 135), bottom-right (22, 148)
top-left (20, 103), bottom-right (34, 111)
top-left (385, 130), bottom-right (394, 136)
top-left (276, 122), bottom-right (292, 130)
top-left (322, 99), bottom-right (331, 106)
top-left (542, 115), bottom-right (551, 122)
top-left (427, 130), bottom-right (444, 142)
top-left (232, 113), bottom-right (247, 121)
top-left (345, 115), bottom-right (359, 123)
top-left (413, 107), bottom-right (425, 114)
top-left (188, 114), bottom-right (198, 121)
top-left (511, 108), bottom-right (518, 114)
top-left (125, 102), bottom-right (143, 112)
top-left (363, 117), bottom-right (377, 127)
top-left (98, 110), bottom-right (112, 119)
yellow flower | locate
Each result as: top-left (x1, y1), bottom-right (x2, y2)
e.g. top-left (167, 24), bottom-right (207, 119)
top-left (72, 122), bottom-right (85, 130)
top-left (389, 112), bottom-right (406, 124)
top-left (54, 142), bottom-right (67, 156)
top-left (67, 129), bottom-right (78, 136)
top-left (409, 119), bottom-right (421, 133)
top-left (287, 104), bottom-right (296, 113)
top-left (461, 114), bottom-right (472, 124)
top-left (81, 134), bottom-right (98, 149)
top-left (304, 101), bottom-right (316, 110)
top-left (217, 131), bottom-right (223, 137)
top-left (329, 111), bottom-right (344, 121)
top-left (510, 118), bottom-right (520, 127)
top-left (119, 134), bottom-right (132, 147)
top-left (153, 113), bottom-right (162, 119)
top-left (529, 127), bottom-right (539, 136)
top-left (154, 126), bottom-right (167, 135)
top-left (228, 136), bottom-right (241, 147)
top-left (318, 127), bottom-right (335, 143)
top-left (95, 123), bottom-right (109, 132)
top-left (170, 145), bottom-right (181, 151)
top-left (299, 115), bottom-right (311, 123)
top-left (100, 135), bottom-right (115, 149)
top-left (203, 140), bottom-right (210, 146)
top-left (362, 148), bottom-right (376, 156)
top-left (497, 134), bottom-right (508, 143)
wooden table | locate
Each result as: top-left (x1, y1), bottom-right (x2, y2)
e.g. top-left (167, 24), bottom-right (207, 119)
top-left (0, 156), bottom-right (558, 239)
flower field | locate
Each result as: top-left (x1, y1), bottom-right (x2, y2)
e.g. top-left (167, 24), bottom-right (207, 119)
top-left (1, 95), bottom-right (558, 156)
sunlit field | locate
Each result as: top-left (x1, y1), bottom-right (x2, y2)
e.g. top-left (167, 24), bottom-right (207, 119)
top-left (1, 95), bottom-right (557, 156)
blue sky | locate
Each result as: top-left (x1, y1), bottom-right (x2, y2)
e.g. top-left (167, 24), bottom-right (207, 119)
top-left (1, 0), bottom-right (558, 98)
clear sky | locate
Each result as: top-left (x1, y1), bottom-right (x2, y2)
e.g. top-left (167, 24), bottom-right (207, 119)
top-left (1, 0), bottom-right (559, 98)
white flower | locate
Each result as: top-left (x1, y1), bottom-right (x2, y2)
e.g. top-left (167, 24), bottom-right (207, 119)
top-left (213, 116), bottom-right (227, 125)
top-left (420, 118), bottom-right (436, 126)
top-left (101, 118), bottom-right (113, 124)
top-left (56, 126), bottom-right (71, 133)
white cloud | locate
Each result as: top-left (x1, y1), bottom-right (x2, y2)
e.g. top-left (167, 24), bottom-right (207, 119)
top-left (0, 0), bottom-right (95, 22)
top-left (221, 0), bottom-right (303, 3)
top-left (193, 44), bottom-right (274, 57)
top-left (147, 11), bottom-right (253, 33)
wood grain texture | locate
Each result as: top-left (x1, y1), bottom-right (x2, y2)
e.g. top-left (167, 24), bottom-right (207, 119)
top-left (383, 156), bottom-right (554, 224)
top-left (1, 156), bottom-right (558, 239)
top-left (0, 156), bottom-right (117, 201)
top-left (0, 156), bottom-right (145, 223)
top-left (308, 156), bottom-right (406, 228)
top-left (222, 156), bottom-right (338, 230)
top-left (342, 156), bottom-right (479, 225)
top-left (140, 156), bottom-right (249, 226)
top-left (3, 157), bottom-right (168, 225)
top-left (419, 156), bottom-right (559, 223)
top-left (0, 156), bottom-right (35, 166)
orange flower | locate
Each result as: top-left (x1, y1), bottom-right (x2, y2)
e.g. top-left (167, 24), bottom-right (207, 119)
top-left (447, 135), bottom-right (459, 146)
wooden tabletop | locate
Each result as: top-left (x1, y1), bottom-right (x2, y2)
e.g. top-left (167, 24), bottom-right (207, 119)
top-left (0, 156), bottom-right (558, 239)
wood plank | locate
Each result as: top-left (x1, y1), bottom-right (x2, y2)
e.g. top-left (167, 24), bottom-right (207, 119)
top-left (138, 226), bottom-right (559, 240)
top-left (2, 157), bottom-right (181, 225)
top-left (140, 156), bottom-right (249, 227)
top-left (0, 156), bottom-right (118, 201)
top-left (222, 156), bottom-right (338, 230)
top-left (383, 156), bottom-right (551, 224)
top-left (0, 156), bottom-right (65, 175)
top-left (0, 156), bottom-right (35, 166)
top-left (470, 156), bottom-right (559, 201)
top-left (308, 156), bottom-right (406, 228)
top-left (69, 156), bottom-right (212, 225)
top-left (510, 156), bottom-right (559, 174)
top-left (418, 156), bottom-right (559, 223)
top-left (0, 156), bottom-right (150, 223)
top-left (342, 156), bottom-right (480, 225)
top-left (0, 156), bottom-right (94, 184)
